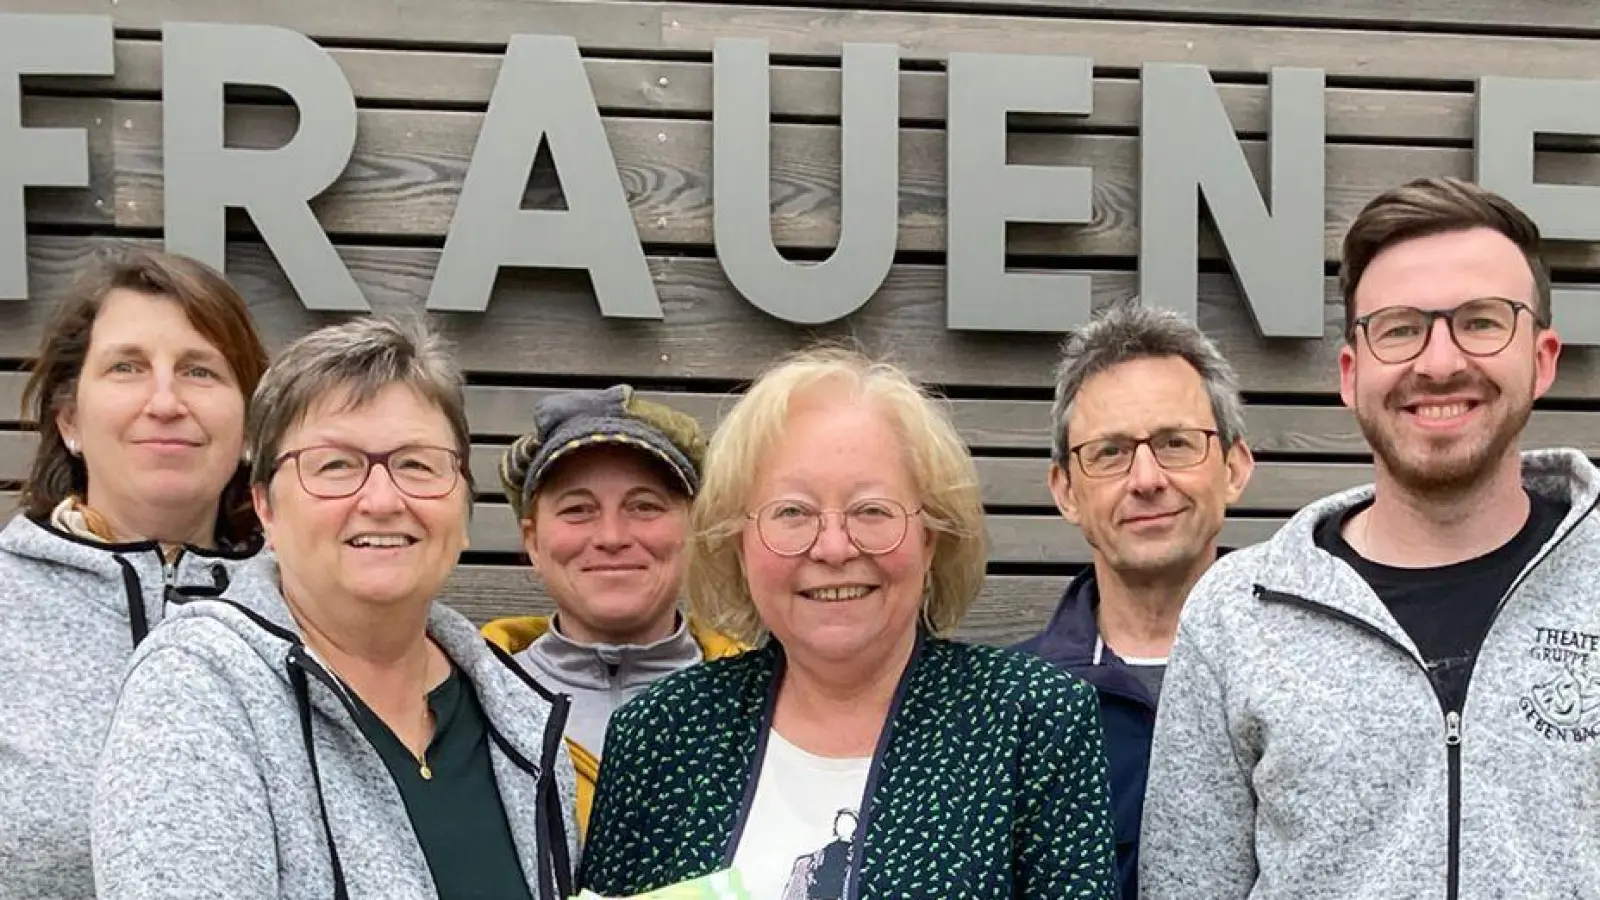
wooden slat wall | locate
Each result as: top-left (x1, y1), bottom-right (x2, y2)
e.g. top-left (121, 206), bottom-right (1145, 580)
top-left (9, 0), bottom-right (1600, 645)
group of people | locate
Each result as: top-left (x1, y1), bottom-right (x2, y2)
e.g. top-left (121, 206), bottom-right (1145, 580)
top-left (0, 173), bottom-right (1589, 900)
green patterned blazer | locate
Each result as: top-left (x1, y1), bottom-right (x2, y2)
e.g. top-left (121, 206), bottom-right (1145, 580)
top-left (578, 632), bottom-right (1119, 899)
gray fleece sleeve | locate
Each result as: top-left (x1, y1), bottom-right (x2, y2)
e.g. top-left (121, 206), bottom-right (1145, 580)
top-left (1138, 571), bottom-right (1258, 900)
top-left (92, 642), bottom-right (280, 900)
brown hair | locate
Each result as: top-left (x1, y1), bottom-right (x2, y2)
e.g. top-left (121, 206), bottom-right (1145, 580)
top-left (1339, 176), bottom-right (1551, 339)
top-left (20, 244), bottom-right (271, 547)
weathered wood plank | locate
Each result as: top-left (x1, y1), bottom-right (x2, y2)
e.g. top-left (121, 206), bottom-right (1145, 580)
top-left (727, 0), bottom-right (1600, 35)
top-left (0, 431), bottom-right (28, 481)
top-left (15, 1), bottom-right (1600, 81)
top-left (443, 565), bottom-right (1069, 646)
top-left (459, 385), bottom-right (1600, 457)
top-left (459, 499), bottom-right (1285, 560)
top-left (0, 376), bottom-right (24, 426)
top-left (18, 234), bottom-right (1600, 398)
top-left (0, 485), bottom-right (1283, 564)
top-left (22, 97), bottom-right (1600, 267)
top-left (463, 444), bottom-right (1371, 510)
top-left (0, 476), bottom-right (1062, 642)
top-left (0, 424), bottom-right (1372, 511)
top-left (31, 39), bottom-right (1478, 143)
top-left (10, 234), bottom-right (1346, 394)
top-left (951, 458), bottom-right (1375, 509)
top-left (8, 364), bottom-right (1597, 460)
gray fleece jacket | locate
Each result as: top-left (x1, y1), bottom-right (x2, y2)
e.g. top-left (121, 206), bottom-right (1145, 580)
top-left (90, 558), bottom-right (581, 900)
top-left (1140, 448), bottom-right (1600, 900)
top-left (0, 514), bottom-right (263, 900)
top-left (513, 615), bottom-right (703, 757)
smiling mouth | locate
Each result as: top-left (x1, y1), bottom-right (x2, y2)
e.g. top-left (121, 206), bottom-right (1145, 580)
top-left (346, 534), bottom-right (418, 549)
top-left (799, 585), bottom-right (876, 602)
top-left (1404, 400), bottom-right (1479, 420)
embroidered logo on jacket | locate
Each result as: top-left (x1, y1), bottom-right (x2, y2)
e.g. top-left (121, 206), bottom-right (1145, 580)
top-left (1521, 626), bottom-right (1600, 742)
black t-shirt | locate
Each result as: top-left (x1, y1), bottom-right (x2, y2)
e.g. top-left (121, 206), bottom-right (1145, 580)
top-left (1315, 489), bottom-right (1566, 717)
top-left (1126, 662), bottom-right (1167, 704)
top-left (352, 665), bottom-right (535, 900)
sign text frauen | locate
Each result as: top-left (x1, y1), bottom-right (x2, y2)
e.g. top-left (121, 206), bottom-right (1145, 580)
top-left (5, 14), bottom-right (1600, 341)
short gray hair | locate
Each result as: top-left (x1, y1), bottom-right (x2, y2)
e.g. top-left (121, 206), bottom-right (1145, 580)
top-left (247, 315), bottom-right (473, 495)
top-left (1050, 303), bottom-right (1247, 463)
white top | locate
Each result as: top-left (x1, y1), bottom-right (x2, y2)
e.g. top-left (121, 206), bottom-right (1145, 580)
top-left (1092, 634), bottom-right (1168, 667)
top-left (1119, 653), bottom-right (1169, 666)
top-left (731, 729), bottom-right (872, 900)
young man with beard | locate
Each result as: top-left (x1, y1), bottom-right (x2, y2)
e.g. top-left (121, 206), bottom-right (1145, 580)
top-left (1013, 304), bottom-right (1254, 900)
top-left (1140, 176), bottom-right (1600, 900)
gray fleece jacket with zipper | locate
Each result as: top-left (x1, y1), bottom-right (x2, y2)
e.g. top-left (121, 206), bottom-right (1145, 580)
top-left (1141, 448), bottom-right (1600, 900)
top-left (0, 514), bottom-right (263, 900)
top-left (89, 557), bottom-right (581, 900)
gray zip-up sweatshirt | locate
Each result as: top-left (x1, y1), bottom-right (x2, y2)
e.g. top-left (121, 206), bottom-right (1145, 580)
top-left (513, 615), bottom-right (704, 757)
top-left (89, 560), bottom-right (581, 900)
top-left (1140, 448), bottom-right (1600, 900)
top-left (0, 514), bottom-right (263, 900)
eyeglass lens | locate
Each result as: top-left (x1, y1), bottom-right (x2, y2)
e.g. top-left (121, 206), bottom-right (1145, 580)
top-left (292, 445), bottom-right (459, 499)
top-left (754, 498), bottom-right (911, 555)
top-left (1074, 429), bottom-right (1213, 478)
top-left (1362, 298), bottom-right (1522, 363)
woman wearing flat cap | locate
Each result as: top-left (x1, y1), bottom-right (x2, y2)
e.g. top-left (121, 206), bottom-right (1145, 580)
top-left (484, 385), bottom-right (745, 835)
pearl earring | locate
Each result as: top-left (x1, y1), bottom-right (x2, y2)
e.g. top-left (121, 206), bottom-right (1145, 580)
top-left (65, 438), bottom-right (79, 456)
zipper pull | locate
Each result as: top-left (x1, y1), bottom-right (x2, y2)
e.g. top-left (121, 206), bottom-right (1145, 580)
top-left (1444, 711), bottom-right (1462, 746)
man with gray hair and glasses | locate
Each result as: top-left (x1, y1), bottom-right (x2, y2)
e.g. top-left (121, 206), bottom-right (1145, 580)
top-left (1142, 177), bottom-right (1600, 899)
top-left (1014, 301), bottom-right (1255, 900)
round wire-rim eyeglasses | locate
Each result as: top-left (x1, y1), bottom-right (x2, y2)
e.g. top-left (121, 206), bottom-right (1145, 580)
top-left (745, 497), bottom-right (923, 557)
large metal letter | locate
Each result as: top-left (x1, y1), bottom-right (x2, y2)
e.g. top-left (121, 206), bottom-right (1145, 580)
top-left (946, 53), bottom-right (1093, 331)
top-left (713, 39), bottom-right (897, 324)
top-left (429, 34), bottom-right (656, 315)
top-left (0, 14), bottom-right (113, 300)
top-left (1477, 76), bottom-right (1600, 346)
top-left (1139, 64), bottom-right (1325, 337)
top-left (163, 22), bottom-right (363, 310)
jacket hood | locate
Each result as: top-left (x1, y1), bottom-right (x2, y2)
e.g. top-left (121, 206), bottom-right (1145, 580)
top-left (482, 613), bottom-right (748, 661)
top-left (1245, 448), bottom-right (1600, 632)
top-left (99, 557), bottom-right (581, 899)
top-left (0, 513), bottom-right (257, 579)
top-left (163, 558), bottom-right (569, 775)
top-left (0, 514), bottom-right (265, 646)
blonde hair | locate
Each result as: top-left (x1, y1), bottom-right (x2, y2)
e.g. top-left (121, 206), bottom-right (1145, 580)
top-left (686, 344), bottom-right (987, 645)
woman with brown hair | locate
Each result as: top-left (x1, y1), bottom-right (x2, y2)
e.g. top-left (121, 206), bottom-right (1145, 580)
top-left (0, 245), bottom-right (272, 900)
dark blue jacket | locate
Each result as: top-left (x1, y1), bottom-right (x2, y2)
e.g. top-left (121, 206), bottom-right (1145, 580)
top-left (1013, 569), bottom-right (1158, 900)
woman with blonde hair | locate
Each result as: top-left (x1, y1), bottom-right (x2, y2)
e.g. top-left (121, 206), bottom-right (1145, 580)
top-left (579, 345), bottom-right (1117, 899)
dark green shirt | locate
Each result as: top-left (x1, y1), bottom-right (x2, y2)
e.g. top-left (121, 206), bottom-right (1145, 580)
top-left (580, 636), bottom-right (1118, 898)
top-left (352, 664), bottom-right (535, 900)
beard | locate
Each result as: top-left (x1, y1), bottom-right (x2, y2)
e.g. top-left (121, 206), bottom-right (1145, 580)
top-left (1354, 369), bottom-right (1532, 501)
